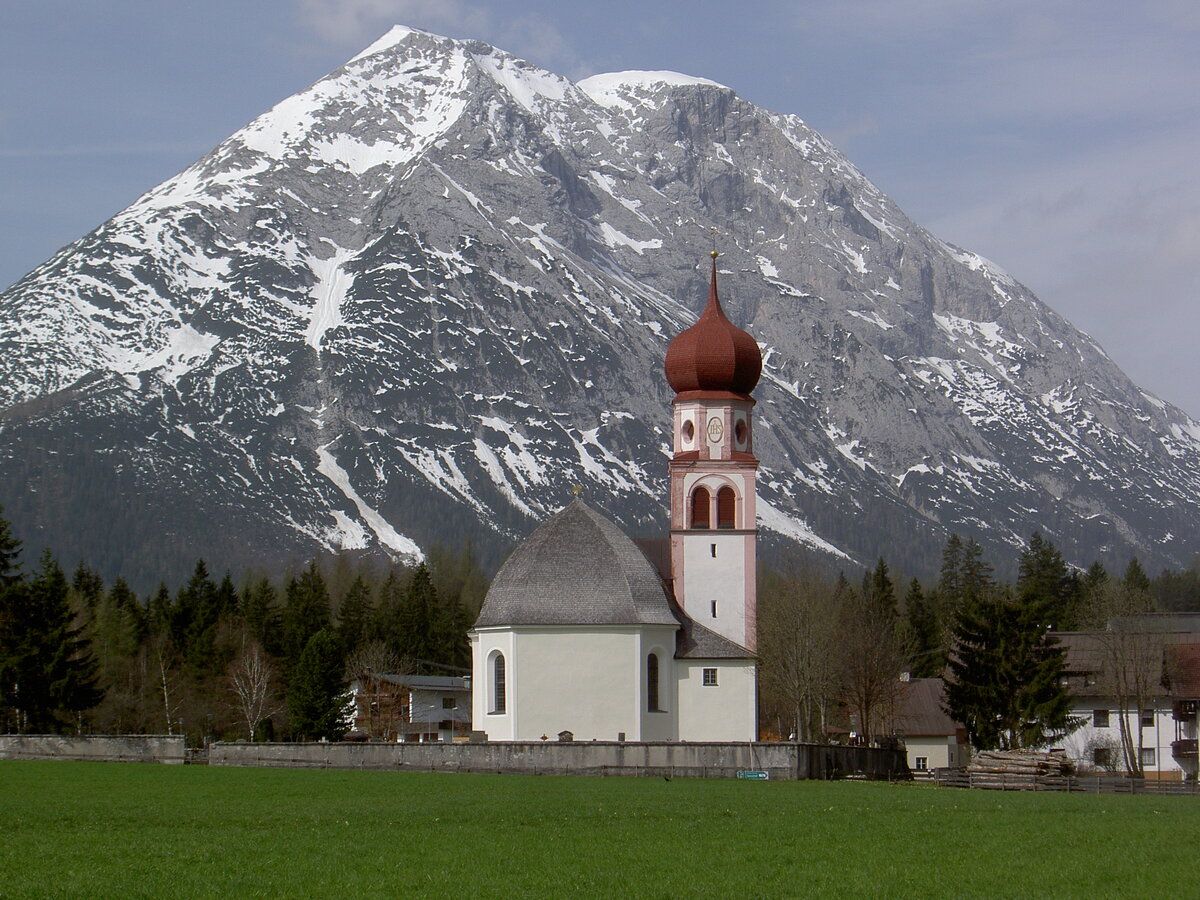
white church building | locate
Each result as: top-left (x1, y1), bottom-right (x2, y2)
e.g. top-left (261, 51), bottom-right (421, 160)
top-left (470, 254), bottom-right (762, 742)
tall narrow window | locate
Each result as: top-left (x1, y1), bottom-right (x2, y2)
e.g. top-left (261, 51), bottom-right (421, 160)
top-left (647, 653), bottom-right (660, 712)
top-left (717, 486), bottom-right (736, 529)
top-left (691, 487), bottom-right (711, 529)
top-left (492, 653), bottom-right (506, 714)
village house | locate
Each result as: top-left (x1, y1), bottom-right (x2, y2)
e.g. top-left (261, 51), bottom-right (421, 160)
top-left (349, 673), bottom-right (472, 743)
top-left (891, 676), bottom-right (969, 774)
top-left (1054, 618), bottom-right (1200, 780)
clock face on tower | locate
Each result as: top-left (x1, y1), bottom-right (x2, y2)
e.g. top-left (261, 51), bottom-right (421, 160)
top-left (706, 416), bottom-right (724, 442)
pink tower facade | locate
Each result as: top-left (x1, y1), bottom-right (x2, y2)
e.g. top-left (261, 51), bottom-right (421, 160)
top-left (664, 254), bottom-right (762, 652)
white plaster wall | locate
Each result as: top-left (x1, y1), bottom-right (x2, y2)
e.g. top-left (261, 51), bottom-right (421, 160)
top-left (681, 531), bottom-right (748, 647)
top-left (471, 630), bottom-right (516, 741)
top-left (1061, 701), bottom-right (1186, 777)
top-left (510, 628), bottom-right (641, 741)
top-left (640, 629), bottom-right (679, 741)
top-left (676, 660), bottom-right (757, 742)
top-left (904, 737), bottom-right (958, 771)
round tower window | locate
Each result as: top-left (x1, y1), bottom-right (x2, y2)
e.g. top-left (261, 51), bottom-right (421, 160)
top-left (681, 420), bottom-right (694, 442)
top-left (734, 420), bottom-right (747, 445)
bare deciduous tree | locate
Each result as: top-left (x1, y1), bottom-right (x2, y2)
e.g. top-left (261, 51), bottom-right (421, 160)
top-left (838, 585), bottom-right (911, 744)
top-left (758, 567), bottom-right (842, 742)
top-left (227, 641), bottom-right (280, 741)
top-left (344, 641), bottom-right (411, 741)
top-left (1088, 583), bottom-right (1163, 776)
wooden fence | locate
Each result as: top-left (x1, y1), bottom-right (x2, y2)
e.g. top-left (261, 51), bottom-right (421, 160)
top-left (932, 767), bottom-right (1200, 795)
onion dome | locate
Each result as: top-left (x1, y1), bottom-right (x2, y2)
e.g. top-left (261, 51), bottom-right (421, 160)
top-left (664, 253), bottom-right (762, 398)
top-left (474, 499), bottom-right (678, 628)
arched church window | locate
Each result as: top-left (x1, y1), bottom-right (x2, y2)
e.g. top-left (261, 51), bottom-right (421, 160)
top-left (691, 487), bottom-right (711, 529)
top-left (647, 653), bottom-right (661, 712)
top-left (492, 653), bottom-right (506, 714)
top-left (717, 486), bottom-right (736, 529)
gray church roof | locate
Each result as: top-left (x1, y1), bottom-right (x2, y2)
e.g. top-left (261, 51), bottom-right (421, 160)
top-left (474, 499), bottom-right (679, 628)
top-left (675, 615), bottom-right (755, 659)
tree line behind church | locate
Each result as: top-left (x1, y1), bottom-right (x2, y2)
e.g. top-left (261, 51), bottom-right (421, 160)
top-left (0, 502), bottom-right (486, 743)
top-left (757, 532), bottom-right (1200, 751)
top-left (3, 499), bottom-right (1200, 748)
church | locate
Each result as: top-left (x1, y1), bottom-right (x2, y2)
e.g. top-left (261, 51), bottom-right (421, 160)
top-left (469, 253), bottom-right (761, 742)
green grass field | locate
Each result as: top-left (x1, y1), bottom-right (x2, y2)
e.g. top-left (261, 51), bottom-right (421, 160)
top-left (1, 761), bottom-right (1195, 898)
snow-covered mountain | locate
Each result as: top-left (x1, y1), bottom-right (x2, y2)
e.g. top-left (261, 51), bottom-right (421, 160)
top-left (2, 25), bottom-right (1198, 589)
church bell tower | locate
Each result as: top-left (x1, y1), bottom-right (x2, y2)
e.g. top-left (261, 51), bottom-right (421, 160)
top-left (664, 252), bottom-right (762, 651)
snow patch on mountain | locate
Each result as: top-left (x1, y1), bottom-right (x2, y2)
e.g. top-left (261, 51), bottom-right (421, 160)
top-left (316, 445), bottom-right (422, 559)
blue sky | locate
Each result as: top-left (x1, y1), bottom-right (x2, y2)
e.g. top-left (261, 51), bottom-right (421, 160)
top-left (3, 0), bottom-right (1197, 414)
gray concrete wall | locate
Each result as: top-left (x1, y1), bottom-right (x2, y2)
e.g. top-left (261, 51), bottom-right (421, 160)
top-left (0, 734), bottom-right (186, 764)
top-left (211, 740), bottom-right (908, 780)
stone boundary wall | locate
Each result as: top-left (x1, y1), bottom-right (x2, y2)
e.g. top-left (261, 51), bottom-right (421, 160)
top-left (211, 740), bottom-right (908, 780)
top-left (0, 734), bottom-right (186, 764)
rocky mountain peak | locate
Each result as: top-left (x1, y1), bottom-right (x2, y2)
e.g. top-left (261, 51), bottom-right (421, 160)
top-left (1, 27), bottom-right (1197, 590)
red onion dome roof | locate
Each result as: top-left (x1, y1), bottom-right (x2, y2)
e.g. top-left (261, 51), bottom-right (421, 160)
top-left (664, 254), bottom-right (762, 398)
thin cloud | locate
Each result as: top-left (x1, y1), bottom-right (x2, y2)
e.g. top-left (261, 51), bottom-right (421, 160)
top-left (292, 0), bottom-right (585, 74)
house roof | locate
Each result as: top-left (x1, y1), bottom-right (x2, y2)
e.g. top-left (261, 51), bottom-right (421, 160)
top-left (894, 678), bottom-right (959, 737)
top-left (474, 499), bottom-right (679, 628)
top-left (1055, 630), bottom-right (1200, 700)
top-left (675, 614), bottom-right (755, 659)
top-left (367, 674), bottom-right (471, 692)
top-left (1166, 644), bottom-right (1200, 697)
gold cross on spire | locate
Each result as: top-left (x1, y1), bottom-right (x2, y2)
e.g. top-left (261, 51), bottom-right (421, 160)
top-left (571, 483), bottom-right (584, 497)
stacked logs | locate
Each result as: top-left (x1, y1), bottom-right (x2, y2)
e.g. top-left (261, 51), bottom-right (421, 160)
top-left (967, 750), bottom-right (1074, 789)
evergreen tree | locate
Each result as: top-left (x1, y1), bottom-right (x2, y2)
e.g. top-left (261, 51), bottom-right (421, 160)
top-left (1123, 557), bottom-right (1151, 594)
top-left (433, 590), bottom-right (471, 669)
top-left (282, 560), bottom-right (331, 670)
top-left (0, 550), bottom-right (103, 732)
top-left (1017, 532), bottom-right (1077, 628)
top-left (336, 576), bottom-right (373, 657)
top-left (398, 563), bottom-right (438, 666)
top-left (71, 563), bottom-right (105, 613)
top-left (960, 538), bottom-right (994, 607)
top-left (864, 557), bottom-right (896, 619)
top-left (288, 629), bottom-right (348, 740)
top-left (937, 534), bottom-right (964, 608)
top-left (241, 577), bottom-right (281, 654)
top-left (147, 583), bottom-right (172, 636)
top-left (905, 578), bottom-right (943, 677)
top-left (174, 560), bottom-right (221, 673)
top-left (0, 505), bottom-right (23, 587)
top-left (946, 585), bottom-right (1077, 750)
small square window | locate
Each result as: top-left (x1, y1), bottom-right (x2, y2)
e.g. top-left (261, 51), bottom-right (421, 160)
top-left (1141, 709), bottom-right (1154, 728)
top-left (442, 697), bottom-right (457, 710)
top-left (914, 757), bottom-right (928, 771)
top-left (702, 668), bottom-right (718, 687)
top-left (1093, 709), bottom-right (1110, 728)
top-left (1141, 747), bottom-right (1156, 766)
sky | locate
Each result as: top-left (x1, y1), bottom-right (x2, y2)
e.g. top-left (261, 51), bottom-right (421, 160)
top-left (3, 0), bottom-right (1198, 415)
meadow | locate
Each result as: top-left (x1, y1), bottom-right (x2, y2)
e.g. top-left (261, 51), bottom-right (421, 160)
top-left (1, 761), bottom-right (1194, 898)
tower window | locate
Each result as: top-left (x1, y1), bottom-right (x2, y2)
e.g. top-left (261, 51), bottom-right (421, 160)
top-left (491, 653), bottom-right (506, 714)
top-left (681, 420), bottom-right (694, 442)
top-left (647, 653), bottom-right (661, 712)
top-left (734, 419), bottom-right (748, 446)
top-left (717, 486), bottom-right (736, 529)
top-left (711, 600), bottom-right (717, 618)
top-left (691, 487), bottom-right (711, 529)
top-left (702, 668), bottom-right (718, 687)
top-left (710, 543), bottom-right (716, 558)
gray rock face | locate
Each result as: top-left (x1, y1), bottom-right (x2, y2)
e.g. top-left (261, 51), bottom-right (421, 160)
top-left (1, 26), bottom-right (1197, 588)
